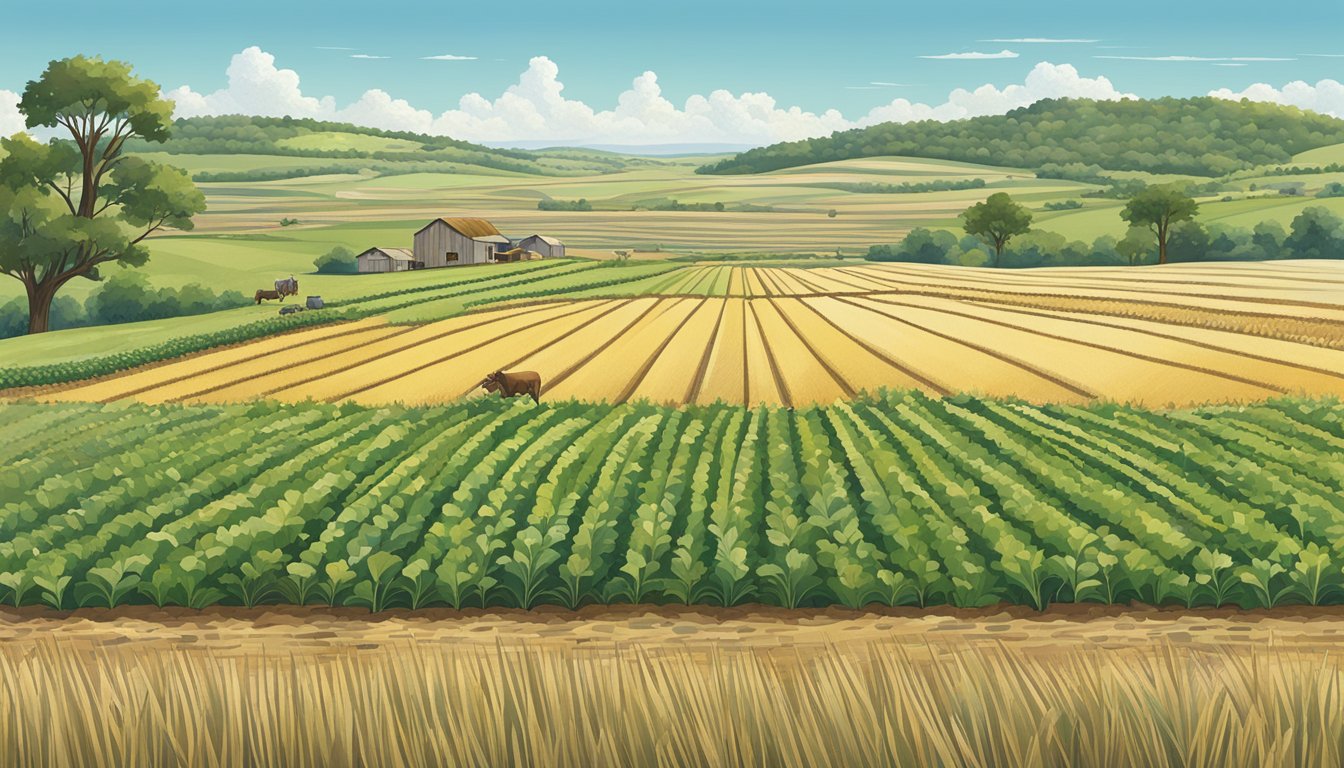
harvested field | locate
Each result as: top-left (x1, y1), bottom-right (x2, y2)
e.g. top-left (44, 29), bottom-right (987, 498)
top-left (24, 261), bottom-right (1344, 408)
top-left (4, 606), bottom-right (1344, 766)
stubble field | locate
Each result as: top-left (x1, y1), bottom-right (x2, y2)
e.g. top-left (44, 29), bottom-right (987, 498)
top-left (35, 260), bottom-right (1344, 409)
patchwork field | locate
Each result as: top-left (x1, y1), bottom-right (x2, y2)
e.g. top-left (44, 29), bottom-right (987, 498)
top-left (35, 260), bottom-right (1344, 409)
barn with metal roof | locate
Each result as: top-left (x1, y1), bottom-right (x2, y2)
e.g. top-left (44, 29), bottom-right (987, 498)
top-left (517, 234), bottom-right (566, 259)
top-left (413, 217), bottom-right (511, 268)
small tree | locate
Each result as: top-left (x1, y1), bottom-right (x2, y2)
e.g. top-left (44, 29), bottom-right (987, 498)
top-left (961, 193), bottom-right (1033, 267)
top-left (0, 56), bottom-right (205, 333)
top-left (1119, 185), bottom-right (1198, 265)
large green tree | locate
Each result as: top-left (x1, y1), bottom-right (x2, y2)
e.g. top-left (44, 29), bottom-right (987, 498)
top-left (961, 192), bottom-right (1033, 267)
top-left (1119, 185), bottom-right (1199, 265)
top-left (0, 56), bottom-right (205, 334)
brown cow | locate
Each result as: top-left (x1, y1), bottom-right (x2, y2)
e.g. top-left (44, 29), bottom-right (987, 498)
top-left (480, 370), bottom-right (542, 403)
top-left (255, 289), bottom-right (285, 304)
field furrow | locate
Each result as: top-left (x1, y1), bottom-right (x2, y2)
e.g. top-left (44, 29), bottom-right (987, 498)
top-left (858, 295), bottom-right (1276, 405)
top-left (547, 298), bottom-right (704, 402)
top-left (636, 299), bottom-right (727, 405)
top-left (340, 300), bottom-right (624, 404)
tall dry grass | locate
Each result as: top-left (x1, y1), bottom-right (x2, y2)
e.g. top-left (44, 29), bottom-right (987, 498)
top-left (0, 638), bottom-right (1341, 767)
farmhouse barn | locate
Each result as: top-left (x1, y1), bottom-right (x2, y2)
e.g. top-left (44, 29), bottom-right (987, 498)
top-left (413, 217), bottom-right (512, 268)
top-left (518, 234), bottom-right (566, 259)
top-left (356, 247), bottom-right (419, 273)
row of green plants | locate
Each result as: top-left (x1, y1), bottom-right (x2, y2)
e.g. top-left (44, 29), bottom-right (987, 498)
top-left (2, 394), bottom-right (1341, 612)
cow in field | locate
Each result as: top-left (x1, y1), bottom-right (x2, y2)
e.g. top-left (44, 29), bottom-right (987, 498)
top-left (275, 276), bottom-right (299, 297)
top-left (255, 289), bottom-right (285, 304)
top-left (480, 370), bottom-right (542, 403)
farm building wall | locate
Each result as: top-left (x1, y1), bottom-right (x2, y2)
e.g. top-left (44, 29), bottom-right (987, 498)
top-left (519, 235), bottom-right (564, 259)
top-left (358, 249), bottom-right (413, 273)
top-left (415, 221), bottom-right (495, 268)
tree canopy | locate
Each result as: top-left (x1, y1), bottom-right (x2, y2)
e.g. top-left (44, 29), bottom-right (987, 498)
top-left (1119, 185), bottom-right (1199, 264)
top-left (0, 55), bottom-right (205, 333)
top-left (961, 193), bottom-right (1033, 266)
top-left (698, 97), bottom-right (1344, 177)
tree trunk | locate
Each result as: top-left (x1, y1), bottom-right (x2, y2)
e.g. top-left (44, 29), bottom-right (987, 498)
top-left (25, 282), bottom-right (58, 334)
top-left (1157, 236), bottom-right (1168, 265)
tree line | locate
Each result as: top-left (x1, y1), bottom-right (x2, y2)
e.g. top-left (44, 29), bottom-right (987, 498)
top-left (869, 187), bottom-right (1344, 268)
top-left (0, 272), bottom-right (248, 339)
top-left (699, 97), bottom-right (1344, 177)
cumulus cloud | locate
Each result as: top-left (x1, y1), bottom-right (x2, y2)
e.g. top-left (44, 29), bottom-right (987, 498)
top-left (0, 89), bottom-right (24, 138)
top-left (1210, 79), bottom-right (1344, 118)
top-left (164, 48), bottom-right (1138, 146)
top-left (167, 47), bottom-right (335, 119)
top-left (921, 50), bottom-right (1020, 60)
top-left (858, 62), bottom-right (1133, 125)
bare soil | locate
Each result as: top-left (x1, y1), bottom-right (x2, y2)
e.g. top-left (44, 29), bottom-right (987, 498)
top-left (6, 603), bottom-right (1344, 661)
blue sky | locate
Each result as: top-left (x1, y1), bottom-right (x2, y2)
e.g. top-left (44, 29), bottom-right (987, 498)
top-left (3, 0), bottom-right (1342, 146)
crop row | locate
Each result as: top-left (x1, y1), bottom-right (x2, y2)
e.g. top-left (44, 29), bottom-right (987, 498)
top-left (2, 394), bottom-right (1342, 611)
top-left (0, 262), bottom-right (683, 391)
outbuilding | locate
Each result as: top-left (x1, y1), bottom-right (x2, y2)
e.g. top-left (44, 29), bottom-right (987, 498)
top-left (517, 234), bottom-right (565, 259)
top-left (413, 217), bottom-right (509, 268)
top-left (357, 247), bottom-right (418, 273)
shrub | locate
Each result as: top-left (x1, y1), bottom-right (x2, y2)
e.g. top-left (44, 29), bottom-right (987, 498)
top-left (314, 246), bottom-right (358, 274)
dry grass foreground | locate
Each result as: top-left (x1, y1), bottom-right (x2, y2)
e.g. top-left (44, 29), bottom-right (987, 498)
top-left (3, 605), bottom-right (1344, 766)
top-left (35, 261), bottom-right (1344, 409)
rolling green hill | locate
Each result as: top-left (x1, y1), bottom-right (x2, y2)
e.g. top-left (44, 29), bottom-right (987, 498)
top-left (699, 97), bottom-right (1344, 178)
top-left (125, 115), bottom-right (644, 179)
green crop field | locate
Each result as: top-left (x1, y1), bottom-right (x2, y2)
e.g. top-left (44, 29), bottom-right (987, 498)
top-left (3, 394), bottom-right (1342, 612)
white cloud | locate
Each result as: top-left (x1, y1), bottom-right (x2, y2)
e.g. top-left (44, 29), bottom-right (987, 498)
top-left (983, 38), bottom-right (1098, 44)
top-left (167, 46), bottom-right (335, 119)
top-left (921, 50), bottom-right (1019, 60)
top-left (165, 49), bottom-right (1138, 146)
top-left (0, 89), bottom-right (24, 138)
top-left (422, 54), bottom-right (477, 61)
top-left (1210, 79), bottom-right (1344, 118)
top-left (1096, 55), bottom-right (1295, 62)
top-left (858, 62), bottom-right (1133, 125)
top-left (350, 54), bottom-right (391, 60)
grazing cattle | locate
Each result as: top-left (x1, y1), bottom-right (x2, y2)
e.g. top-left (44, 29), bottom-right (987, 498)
top-left (255, 289), bottom-right (284, 304)
top-left (480, 370), bottom-right (542, 403)
top-left (279, 305), bottom-right (302, 316)
top-left (274, 277), bottom-right (299, 297)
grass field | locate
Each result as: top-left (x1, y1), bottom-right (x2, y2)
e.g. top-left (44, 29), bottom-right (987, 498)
top-left (32, 260), bottom-right (1344, 408)
top-left (6, 605), bottom-right (1344, 766)
top-left (1, 148), bottom-right (1314, 308)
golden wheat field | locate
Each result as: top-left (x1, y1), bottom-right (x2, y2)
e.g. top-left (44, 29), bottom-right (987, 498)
top-left (33, 261), bottom-right (1344, 408)
top-left (4, 606), bottom-right (1344, 767)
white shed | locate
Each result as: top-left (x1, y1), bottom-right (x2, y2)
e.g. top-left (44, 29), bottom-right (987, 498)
top-left (357, 247), bottom-right (418, 273)
top-left (413, 217), bottom-right (507, 268)
top-left (517, 235), bottom-right (565, 259)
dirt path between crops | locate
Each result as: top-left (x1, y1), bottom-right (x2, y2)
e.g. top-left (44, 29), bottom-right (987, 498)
top-left (6, 604), bottom-right (1344, 662)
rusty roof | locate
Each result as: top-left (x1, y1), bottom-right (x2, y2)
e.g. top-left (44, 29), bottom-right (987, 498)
top-left (420, 217), bottom-right (502, 239)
